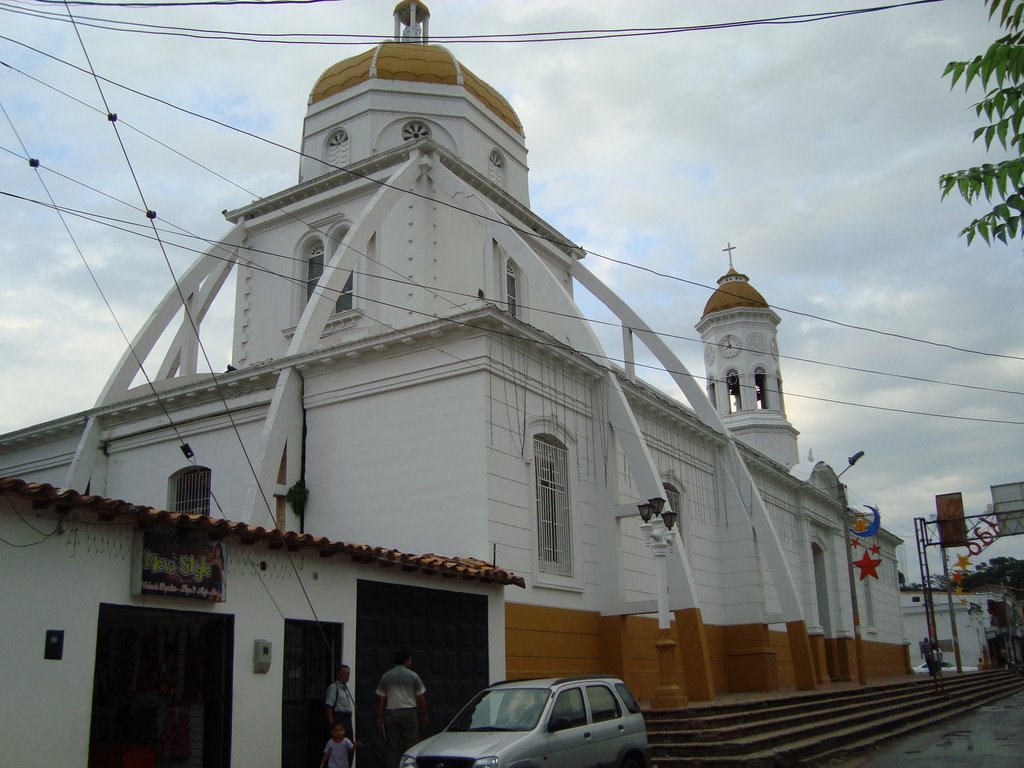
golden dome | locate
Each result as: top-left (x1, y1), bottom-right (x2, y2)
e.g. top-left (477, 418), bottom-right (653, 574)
top-left (309, 42), bottom-right (525, 137)
top-left (701, 268), bottom-right (769, 317)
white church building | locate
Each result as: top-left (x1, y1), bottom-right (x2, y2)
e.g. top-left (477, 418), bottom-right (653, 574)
top-left (1, 2), bottom-right (908, 765)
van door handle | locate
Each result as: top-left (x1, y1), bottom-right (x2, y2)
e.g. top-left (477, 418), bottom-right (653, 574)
top-left (584, 731), bottom-right (591, 739)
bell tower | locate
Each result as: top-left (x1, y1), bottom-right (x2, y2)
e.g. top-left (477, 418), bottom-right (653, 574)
top-left (695, 248), bottom-right (799, 468)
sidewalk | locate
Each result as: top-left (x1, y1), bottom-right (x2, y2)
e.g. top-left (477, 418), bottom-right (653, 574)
top-left (829, 688), bottom-right (1024, 767)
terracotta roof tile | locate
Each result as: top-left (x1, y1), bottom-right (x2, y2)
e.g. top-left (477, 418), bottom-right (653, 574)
top-left (0, 476), bottom-right (524, 587)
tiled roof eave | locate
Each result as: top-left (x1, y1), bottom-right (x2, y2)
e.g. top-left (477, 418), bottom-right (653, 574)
top-left (0, 477), bottom-right (525, 588)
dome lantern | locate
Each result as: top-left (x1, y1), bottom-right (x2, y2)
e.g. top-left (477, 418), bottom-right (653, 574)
top-left (394, 1), bottom-right (430, 43)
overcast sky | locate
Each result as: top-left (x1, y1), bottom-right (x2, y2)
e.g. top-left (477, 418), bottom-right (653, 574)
top-left (2, 0), bottom-right (1022, 577)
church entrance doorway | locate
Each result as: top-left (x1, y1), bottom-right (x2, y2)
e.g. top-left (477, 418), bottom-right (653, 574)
top-left (88, 603), bottom-right (233, 768)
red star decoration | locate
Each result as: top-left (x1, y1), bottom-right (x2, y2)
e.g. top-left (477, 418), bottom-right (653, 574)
top-left (853, 551), bottom-right (882, 580)
top-left (849, 537), bottom-right (862, 549)
top-left (951, 571), bottom-right (964, 583)
top-left (869, 544), bottom-right (881, 555)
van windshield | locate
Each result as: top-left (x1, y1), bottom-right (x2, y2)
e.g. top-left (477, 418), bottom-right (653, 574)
top-left (448, 687), bottom-right (550, 732)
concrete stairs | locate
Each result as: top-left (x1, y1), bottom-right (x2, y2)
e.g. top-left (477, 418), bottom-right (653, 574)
top-left (644, 669), bottom-right (1024, 768)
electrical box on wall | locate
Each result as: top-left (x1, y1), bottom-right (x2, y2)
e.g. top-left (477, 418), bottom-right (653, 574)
top-left (44, 629), bottom-right (64, 660)
top-left (253, 639), bottom-right (271, 673)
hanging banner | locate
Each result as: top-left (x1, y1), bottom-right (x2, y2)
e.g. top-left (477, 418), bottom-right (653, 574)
top-left (132, 531), bottom-right (226, 602)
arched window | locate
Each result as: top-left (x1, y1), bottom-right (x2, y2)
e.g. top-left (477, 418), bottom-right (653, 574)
top-left (706, 378), bottom-right (717, 409)
top-left (402, 120), bottom-right (431, 141)
top-left (663, 482), bottom-right (682, 520)
top-left (488, 149), bottom-right (505, 187)
top-left (307, 240), bottom-right (325, 302)
top-left (169, 466), bottom-right (211, 515)
top-left (725, 369), bottom-right (742, 413)
top-left (754, 366), bottom-right (769, 409)
top-left (325, 128), bottom-right (350, 168)
top-left (534, 434), bottom-right (572, 576)
top-left (306, 238), bottom-right (354, 313)
top-left (506, 260), bottom-right (519, 317)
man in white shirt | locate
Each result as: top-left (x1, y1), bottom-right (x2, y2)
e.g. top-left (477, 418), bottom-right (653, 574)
top-left (375, 651), bottom-right (428, 768)
top-left (326, 664), bottom-right (355, 737)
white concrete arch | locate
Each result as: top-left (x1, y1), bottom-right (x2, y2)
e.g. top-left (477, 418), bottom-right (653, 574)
top-left (65, 223), bottom-right (246, 491)
top-left (569, 260), bottom-right (805, 625)
top-left (95, 223), bottom-right (246, 407)
top-left (428, 159), bottom-right (701, 612)
top-left (240, 153), bottom-right (424, 522)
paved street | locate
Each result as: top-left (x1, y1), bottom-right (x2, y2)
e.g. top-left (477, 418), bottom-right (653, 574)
top-left (835, 688), bottom-right (1024, 767)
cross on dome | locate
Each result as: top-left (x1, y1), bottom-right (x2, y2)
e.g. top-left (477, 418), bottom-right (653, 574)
top-left (722, 242), bottom-right (736, 269)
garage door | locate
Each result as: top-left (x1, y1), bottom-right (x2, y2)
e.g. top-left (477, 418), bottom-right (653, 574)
top-left (355, 581), bottom-right (489, 765)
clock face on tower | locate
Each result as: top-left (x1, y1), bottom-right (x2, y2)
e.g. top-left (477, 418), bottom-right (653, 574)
top-left (721, 334), bottom-right (741, 358)
top-left (704, 344), bottom-right (716, 365)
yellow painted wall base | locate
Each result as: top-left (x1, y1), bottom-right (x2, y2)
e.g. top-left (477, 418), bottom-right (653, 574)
top-left (808, 632), bottom-right (830, 685)
top-left (674, 608), bottom-right (714, 702)
top-left (724, 623), bottom-right (778, 692)
top-left (505, 603), bottom-right (911, 703)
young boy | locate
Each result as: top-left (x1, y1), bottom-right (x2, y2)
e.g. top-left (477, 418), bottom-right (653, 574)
top-left (320, 722), bottom-right (358, 768)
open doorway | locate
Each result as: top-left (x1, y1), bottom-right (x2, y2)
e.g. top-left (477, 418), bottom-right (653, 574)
top-left (89, 603), bottom-right (233, 768)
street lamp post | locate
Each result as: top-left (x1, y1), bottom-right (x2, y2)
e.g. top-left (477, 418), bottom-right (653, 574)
top-left (838, 451), bottom-right (868, 686)
top-left (638, 497), bottom-right (687, 709)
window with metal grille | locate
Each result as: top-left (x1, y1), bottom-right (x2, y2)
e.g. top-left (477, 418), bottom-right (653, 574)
top-left (534, 435), bottom-right (572, 575)
top-left (169, 466), bottom-right (212, 515)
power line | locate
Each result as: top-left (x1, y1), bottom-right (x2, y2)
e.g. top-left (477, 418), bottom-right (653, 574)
top-left (1, 0), bottom-right (947, 46)
top-left (2, 42), bottom-right (1016, 367)
top-left (7, 184), bottom-right (1024, 428)
top-left (55, 2), bottom-right (332, 645)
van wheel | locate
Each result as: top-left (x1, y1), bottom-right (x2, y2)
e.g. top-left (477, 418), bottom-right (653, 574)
top-left (622, 756), bottom-right (643, 768)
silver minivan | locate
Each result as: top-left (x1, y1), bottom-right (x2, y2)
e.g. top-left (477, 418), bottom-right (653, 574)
top-left (400, 676), bottom-right (650, 768)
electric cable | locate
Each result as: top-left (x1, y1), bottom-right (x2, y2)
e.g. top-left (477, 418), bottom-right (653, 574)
top-left (3, 36), bottom-right (1017, 364)
top-left (0, 0), bottom-right (947, 46)
top-left (5, 183), bottom-right (1023, 426)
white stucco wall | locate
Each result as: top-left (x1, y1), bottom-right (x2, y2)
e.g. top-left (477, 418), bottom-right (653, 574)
top-left (0, 495), bottom-right (506, 768)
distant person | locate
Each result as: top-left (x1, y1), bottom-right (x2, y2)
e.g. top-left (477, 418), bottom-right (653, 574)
top-left (326, 664), bottom-right (355, 737)
top-left (376, 650), bottom-right (428, 768)
top-left (320, 722), bottom-right (358, 768)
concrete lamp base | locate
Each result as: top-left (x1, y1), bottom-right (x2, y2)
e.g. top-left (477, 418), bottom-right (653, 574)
top-left (651, 629), bottom-right (688, 710)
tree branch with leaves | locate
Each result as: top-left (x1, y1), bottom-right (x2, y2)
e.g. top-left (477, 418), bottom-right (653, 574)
top-left (940, 0), bottom-right (1024, 244)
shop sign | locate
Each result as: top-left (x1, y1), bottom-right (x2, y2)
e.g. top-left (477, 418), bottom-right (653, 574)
top-left (132, 531), bottom-right (226, 602)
